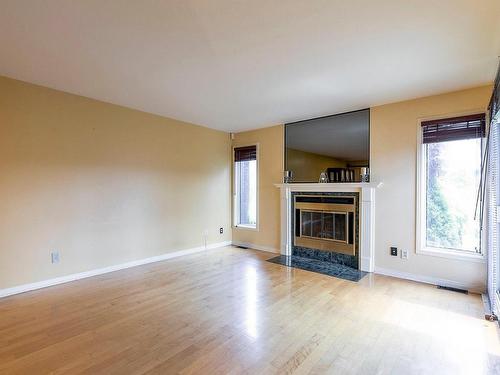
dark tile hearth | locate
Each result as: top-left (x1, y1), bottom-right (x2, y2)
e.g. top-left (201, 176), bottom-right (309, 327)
top-left (267, 255), bottom-right (367, 282)
top-left (292, 246), bottom-right (358, 268)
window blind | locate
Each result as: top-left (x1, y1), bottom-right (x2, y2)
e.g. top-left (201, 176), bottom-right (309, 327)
top-left (488, 62), bottom-right (500, 317)
top-left (234, 145), bottom-right (257, 162)
top-left (488, 119), bottom-right (499, 315)
top-left (421, 113), bottom-right (486, 144)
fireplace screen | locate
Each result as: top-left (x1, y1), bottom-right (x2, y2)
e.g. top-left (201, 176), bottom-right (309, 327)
top-left (294, 195), bottom-right (356, 255)
top-left (300, 211), bottom-right (347, 242)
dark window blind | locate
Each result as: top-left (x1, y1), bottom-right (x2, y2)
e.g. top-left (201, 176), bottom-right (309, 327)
top-left (234, 145), bottom-right (257, 162)
top-left (421, 113), bottom-right (486, 144)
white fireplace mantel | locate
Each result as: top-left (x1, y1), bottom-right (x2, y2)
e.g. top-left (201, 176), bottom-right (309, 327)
top-left (274, 182), bottom-right (381, 273)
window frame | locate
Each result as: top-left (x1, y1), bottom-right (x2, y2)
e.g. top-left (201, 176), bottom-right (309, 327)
top-left (416, 111), bottom-right (486, 263)
top-left (232, 143), bottom-right (259, 231)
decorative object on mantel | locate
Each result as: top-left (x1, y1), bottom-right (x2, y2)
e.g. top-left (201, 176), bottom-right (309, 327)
top-left (327, 168), bottom-right (356, 183)
top-left (318, 171), bottom-right (329, 183)
top-left (360, 167), bottom-right (370, 182)
top-left (283, 170), bottom-right (293, 183)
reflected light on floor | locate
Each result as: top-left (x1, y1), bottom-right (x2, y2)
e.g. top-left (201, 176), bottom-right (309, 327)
top-left (387, 298), bottom-right (496, 374)
top-left (244, 265), bottom-right (258, 339)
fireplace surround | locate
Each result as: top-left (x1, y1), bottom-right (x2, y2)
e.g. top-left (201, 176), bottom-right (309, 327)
top-left (275, 182), bottom-right (378, 272)
top-left (294, 194), bottom-right (356, 255)
top-left (292, 192), bottom-right (359, 269)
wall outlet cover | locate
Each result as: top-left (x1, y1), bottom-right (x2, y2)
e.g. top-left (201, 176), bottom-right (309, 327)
top-left (390, 247), bottom-right (397, 256)
top-left (51, 251), bottom-right (60, 264)
top-left (220, 227), bottom-right (223, 234)
top-left (401, 250), bottom-right (409, 259)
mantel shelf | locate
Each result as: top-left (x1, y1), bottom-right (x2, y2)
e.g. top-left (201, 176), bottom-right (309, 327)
top-left (274, 181), bottom-right (382, 189)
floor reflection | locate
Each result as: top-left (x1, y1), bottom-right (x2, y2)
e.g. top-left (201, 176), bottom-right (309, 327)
top-left (244, 265), bottom-right (258, 339)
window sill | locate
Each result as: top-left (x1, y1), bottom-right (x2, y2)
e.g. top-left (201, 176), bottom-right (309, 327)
top-left (234, 224), bottom-right (258, 231)
top-left (417, 246), bottom-right (486, 263)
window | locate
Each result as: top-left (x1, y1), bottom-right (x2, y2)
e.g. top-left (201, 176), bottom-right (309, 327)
top-left (234, 145), bottom-right (258, 229)
top-left (417, 114), bottom-right (486, 259)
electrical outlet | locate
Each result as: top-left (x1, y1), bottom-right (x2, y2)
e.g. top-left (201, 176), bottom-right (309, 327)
top-left (390, 247), bottom-right (397, 256)
top-left (51, 251), bottom-right (60, 264)
top-left (220, 227), bottom-right (223, 234)
top-left (401, 249), bottom-right (409, 260)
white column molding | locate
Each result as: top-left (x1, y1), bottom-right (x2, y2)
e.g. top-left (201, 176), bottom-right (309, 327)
top-left (360, 186), bottom-right (376, 272)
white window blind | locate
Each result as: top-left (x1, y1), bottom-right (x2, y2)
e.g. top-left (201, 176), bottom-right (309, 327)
top-left (487, 63), bottom-right (500, 316)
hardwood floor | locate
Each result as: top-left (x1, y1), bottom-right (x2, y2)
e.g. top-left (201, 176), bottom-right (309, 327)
top-left (0, 246), bottom-right (499, 374)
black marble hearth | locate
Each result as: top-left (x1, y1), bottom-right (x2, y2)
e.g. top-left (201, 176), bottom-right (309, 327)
top-left (267, 255), bottom-right (367, 282)
top-left (292, 246), bottom-right (358, 269)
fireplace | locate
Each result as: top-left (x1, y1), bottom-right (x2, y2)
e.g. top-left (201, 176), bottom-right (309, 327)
top-left (275, 183), bottom-right (376, 273)
top-left (294, 195), bottom-right (356, 256)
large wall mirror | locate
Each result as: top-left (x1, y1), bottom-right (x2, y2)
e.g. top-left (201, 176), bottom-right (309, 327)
top-left (285, 109), bottom-right (370, 183)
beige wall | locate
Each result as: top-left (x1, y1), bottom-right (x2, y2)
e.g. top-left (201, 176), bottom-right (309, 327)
top-left (286, 148), bottom-right (346, 182)
top-left (0, 76), bottom-right (231, 290)
top-left (232, 125), bottom-right (283, 252)
top-left (371, 85), bottom-right (492, 291)
top-left (0, 74), bottom-right (491, 292)
top-left (232, 85), bottom-right (491, 290)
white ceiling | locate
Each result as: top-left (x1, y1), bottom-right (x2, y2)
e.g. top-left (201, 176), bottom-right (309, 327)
top-left (0, 1), bottom-right (499, 132)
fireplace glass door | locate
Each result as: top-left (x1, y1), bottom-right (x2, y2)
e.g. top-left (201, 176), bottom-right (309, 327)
top-left (300, 210), bottom-right (347, 242)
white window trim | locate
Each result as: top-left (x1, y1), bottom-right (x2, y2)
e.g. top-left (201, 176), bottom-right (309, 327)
top-left (232, 143), bottom-right (259, 231)
top-left (416, 110), bottom-right (487, 263)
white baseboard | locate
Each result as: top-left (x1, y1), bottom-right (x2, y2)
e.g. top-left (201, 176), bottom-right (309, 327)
top-left (0, 241), bottom-right (232, 299)
top-left (4, 243), bottom-right (481, 299)
top-left (232, 241), bottom-right (279, 254)
top-left (374, 266), bottom-right (484, 293)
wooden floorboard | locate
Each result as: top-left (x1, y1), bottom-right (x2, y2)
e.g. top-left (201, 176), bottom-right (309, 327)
top-left (0, 246), bottom-right (499, 374)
